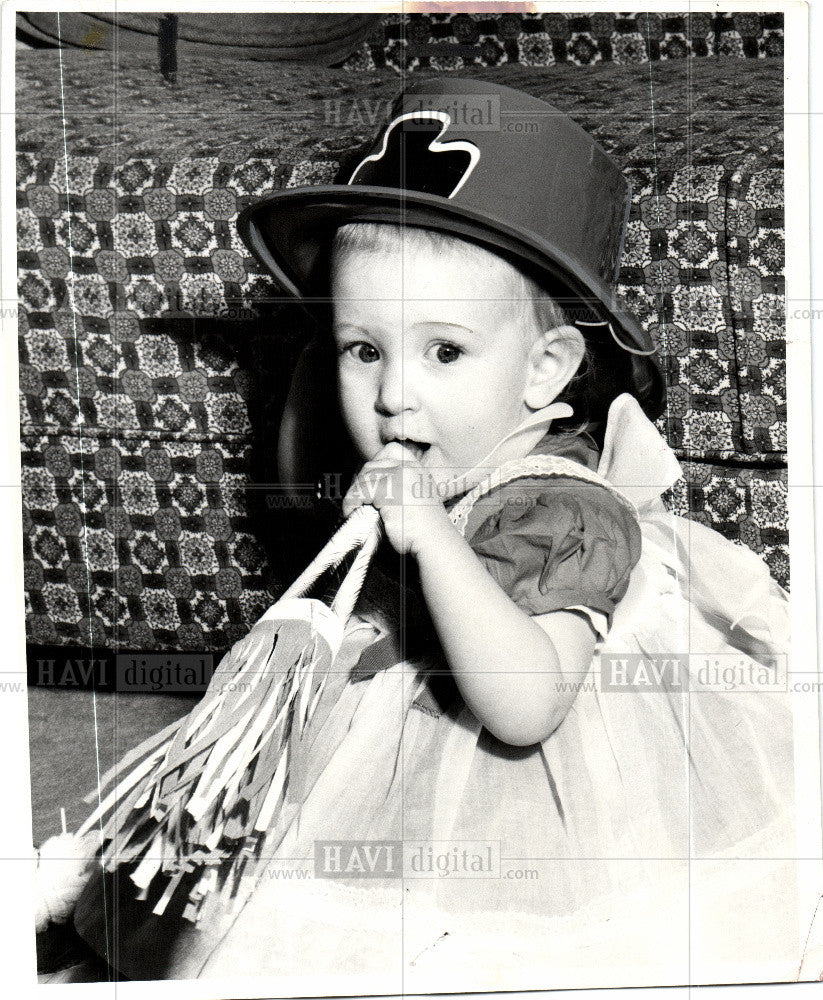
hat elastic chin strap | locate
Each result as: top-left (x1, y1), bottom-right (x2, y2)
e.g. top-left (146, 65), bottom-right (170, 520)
top-left (575, 319), bottom-right (658, 357)
top-left (438, 401), bottom-right (575, 503)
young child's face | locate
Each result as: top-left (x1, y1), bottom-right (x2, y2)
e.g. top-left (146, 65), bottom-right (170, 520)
top-left (331, 237), bottom-right (541, 491)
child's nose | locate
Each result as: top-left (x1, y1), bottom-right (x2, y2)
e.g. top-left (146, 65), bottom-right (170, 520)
top-left (375, 358), bottom-right (417, 416)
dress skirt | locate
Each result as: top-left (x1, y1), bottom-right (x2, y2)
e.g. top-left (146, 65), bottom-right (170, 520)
top-left (74, 502), bottom-right (804, 991)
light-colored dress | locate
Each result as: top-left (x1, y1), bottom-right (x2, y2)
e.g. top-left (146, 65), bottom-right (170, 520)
top-left (74, 394), bottom-right (803, 992)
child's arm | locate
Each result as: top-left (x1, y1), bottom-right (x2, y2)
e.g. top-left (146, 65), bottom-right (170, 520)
top-left (414, 522), bottom-right (598, 745)
top-left (343, 444), bottom-right (597, 746)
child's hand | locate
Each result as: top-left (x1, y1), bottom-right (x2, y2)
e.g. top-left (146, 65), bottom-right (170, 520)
top-left (342, 443), bottom-right (454, 556)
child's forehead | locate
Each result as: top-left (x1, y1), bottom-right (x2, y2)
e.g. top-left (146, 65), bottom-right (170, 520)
top-left (329, 225), bottom-right (536, 331)
top-left (332, 283), bottom-right (527, 343)
top-left (331, 231), bottom-right (526, 291)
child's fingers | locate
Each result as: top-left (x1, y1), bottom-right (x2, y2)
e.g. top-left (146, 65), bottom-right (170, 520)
top-left (374, 441), bottom-right (419, 465)
top-left (340, 490), bottom-right (361, 519)
top-left (342, 464), bottom-right (402, 517)
top-left (342, 443), bottom-right (429, 518)
top-left (355, 443), bottom-right (422, 480)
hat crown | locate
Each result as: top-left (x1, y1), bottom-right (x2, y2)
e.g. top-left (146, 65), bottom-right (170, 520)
top-left (344, 78), bottom-right (630, 289)
top-left (235, 77), bottom-right (665, 420)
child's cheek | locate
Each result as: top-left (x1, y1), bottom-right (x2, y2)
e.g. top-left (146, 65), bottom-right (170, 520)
top-left (338, 376), bottom-right (375, 457)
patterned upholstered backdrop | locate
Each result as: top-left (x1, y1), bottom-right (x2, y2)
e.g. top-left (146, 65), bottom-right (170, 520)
top-left (16, 12), bottom-right (786, 662)
top-left (340, 10), bottom-right (784, 69)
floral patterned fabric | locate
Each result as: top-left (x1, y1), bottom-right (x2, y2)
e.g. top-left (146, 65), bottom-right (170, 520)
top-left (16, 42), bottom-right (787, 655)
top-left (341, 12), bottom-right (783, 73)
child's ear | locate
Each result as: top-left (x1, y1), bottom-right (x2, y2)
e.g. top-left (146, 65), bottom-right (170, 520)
top-left (524, 324), bottom-right (586, 410)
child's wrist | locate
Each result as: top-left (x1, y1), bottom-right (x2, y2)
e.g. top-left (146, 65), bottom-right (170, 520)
top-left (407, 507), bottom-right (460, 559)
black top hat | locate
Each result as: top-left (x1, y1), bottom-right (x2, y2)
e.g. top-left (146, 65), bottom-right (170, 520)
top-left (237, 77), bottom-right (665, 420)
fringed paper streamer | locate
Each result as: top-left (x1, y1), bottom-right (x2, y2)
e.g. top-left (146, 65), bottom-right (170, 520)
top-left (76, 506), bottom-right (382, 924)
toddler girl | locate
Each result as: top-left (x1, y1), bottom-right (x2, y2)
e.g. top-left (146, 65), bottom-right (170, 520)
top-left (69, 78), bottom-right (801, 990)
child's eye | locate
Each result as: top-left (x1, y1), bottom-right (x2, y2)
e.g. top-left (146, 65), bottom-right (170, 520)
top-left (429, 342), bottom-right (463, 365)
top-left (342, 342), bottom-right (380, 363)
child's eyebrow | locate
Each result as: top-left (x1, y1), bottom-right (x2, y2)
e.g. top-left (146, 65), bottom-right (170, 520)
top-left (332, 322), bottom-right (369, 336)
top-left (332, 320), bottom-right (477, 340)
top-left (411, 321), bottom-right (475, 335)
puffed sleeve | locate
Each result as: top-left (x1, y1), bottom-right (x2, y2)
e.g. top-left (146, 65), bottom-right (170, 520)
top-left (467, 476), bottom-right (642, 623)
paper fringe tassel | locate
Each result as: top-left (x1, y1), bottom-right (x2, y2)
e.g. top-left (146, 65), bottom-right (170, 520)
top-left (77, 610), bottom-right (336, 925)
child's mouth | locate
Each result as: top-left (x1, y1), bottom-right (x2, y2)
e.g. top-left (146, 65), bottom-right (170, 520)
top-left (391, 438), bottom-right (431, 462)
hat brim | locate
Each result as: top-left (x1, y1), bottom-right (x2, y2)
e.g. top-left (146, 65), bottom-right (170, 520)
top-left (237, 185), bottom-right (666, 418)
